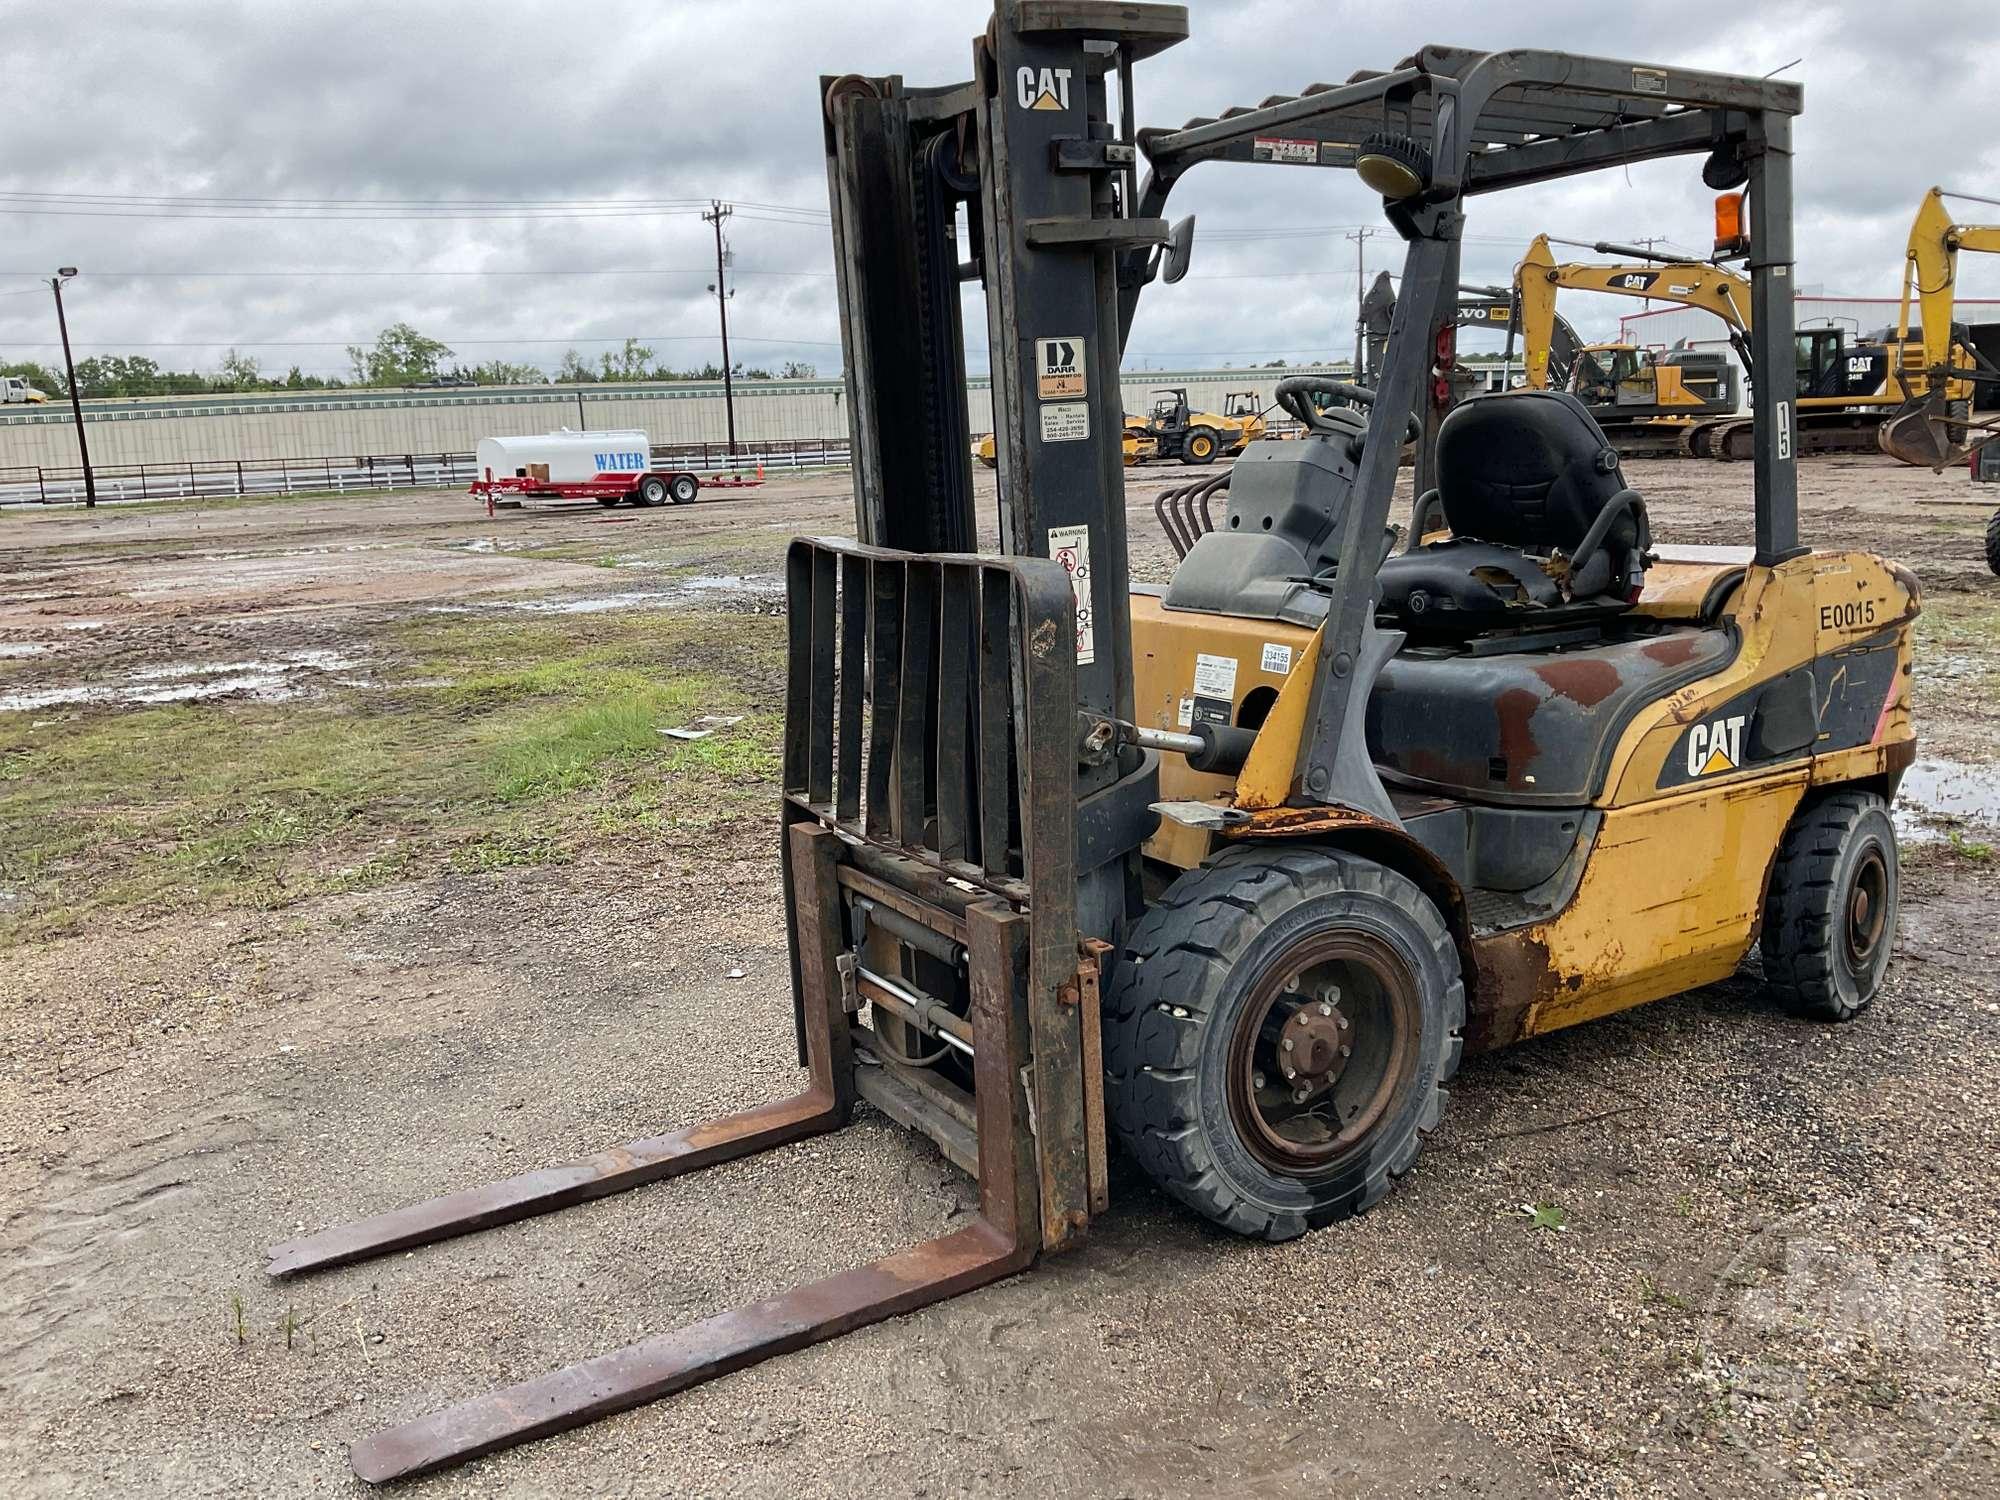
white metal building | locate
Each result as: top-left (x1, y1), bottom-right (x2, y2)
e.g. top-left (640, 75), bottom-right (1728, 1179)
top-left (0, 366), bottom-right (1352, 474)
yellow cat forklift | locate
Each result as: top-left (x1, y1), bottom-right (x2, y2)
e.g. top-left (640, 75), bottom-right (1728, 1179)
top-left (266, 6), bottom-right (1919, 1482)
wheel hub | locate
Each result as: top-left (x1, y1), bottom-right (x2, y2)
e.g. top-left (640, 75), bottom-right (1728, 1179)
top-left (1226, 939), bottom-right (1419, 1175)
top-left (1276, 998), bottom-right (1350, 1100)
top-left (1844, 848), bottom-right (1889, 967)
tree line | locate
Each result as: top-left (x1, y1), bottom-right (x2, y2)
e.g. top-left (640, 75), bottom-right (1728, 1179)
top-left (0, 324), bottom-right (818, 399)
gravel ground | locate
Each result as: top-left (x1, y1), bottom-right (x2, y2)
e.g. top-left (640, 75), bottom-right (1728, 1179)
top-left (2, 459), bottom-right (1998, 1498)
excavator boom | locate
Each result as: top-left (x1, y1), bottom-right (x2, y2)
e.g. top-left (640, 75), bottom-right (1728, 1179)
top-left (1515, 232), bottom-right (1752, 391)
top-left (1884, 187), bottom-right (2000, 468)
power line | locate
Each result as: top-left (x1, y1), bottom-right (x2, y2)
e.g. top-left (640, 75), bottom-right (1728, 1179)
top-left (0, 334), bottom-right (848, 349)
top-left (0, 205), bottom-right (829, 222)
top-left (0, 266), bottom-right (835, 279)
top-left (0, 188), bottom-right (827, 215)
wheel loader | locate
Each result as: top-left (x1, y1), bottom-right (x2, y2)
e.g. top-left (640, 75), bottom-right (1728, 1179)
top-left (266, 6), bottom-right (1919, 1482)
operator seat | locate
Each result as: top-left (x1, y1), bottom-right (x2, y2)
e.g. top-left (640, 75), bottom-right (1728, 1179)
top-left (1377, 389), bottom-right (1651, 632)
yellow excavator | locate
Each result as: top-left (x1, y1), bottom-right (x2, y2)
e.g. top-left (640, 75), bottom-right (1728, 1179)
top-left (1879, 186), bottom-right (2000, 472)
top-left (1519, 229), bottom-right (1973, 460)
top-left (1515, 233), bottom-right (1745, 454)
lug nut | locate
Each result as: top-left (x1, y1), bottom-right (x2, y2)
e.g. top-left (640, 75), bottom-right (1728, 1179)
top-left (1253, 1071), bottom-right (1266, 1089)
top-left (1282, 1037), bottom-right (1294, 1052)
top-left (1318, 1002), bottom-right (1332, 1016)
top-left (1292, 1088), bottom-right (1310, 1104)
top-left (1340, 1045), bottom-right (1352, 1058)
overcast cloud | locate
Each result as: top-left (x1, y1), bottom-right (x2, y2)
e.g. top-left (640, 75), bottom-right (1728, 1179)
top-left (5, 0), bottom-right (1999, 382)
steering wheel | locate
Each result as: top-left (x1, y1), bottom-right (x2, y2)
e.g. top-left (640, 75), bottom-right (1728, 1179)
top-left (1273, 376), bottom-right (1422, 447)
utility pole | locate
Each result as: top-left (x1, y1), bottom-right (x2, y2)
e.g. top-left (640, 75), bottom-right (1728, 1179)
top-left (704, 200), bottom-right (737, 457)
top-left (1344, 227), bottom-right (1377, 380)
top-left (50, 267), bottom-right (95, 509)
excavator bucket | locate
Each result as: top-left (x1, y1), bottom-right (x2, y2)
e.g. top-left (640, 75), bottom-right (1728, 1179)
top-left (268, 538), bottom-right (1104, 1482)
top-left (1879, 389), bottom-right (2000, 470)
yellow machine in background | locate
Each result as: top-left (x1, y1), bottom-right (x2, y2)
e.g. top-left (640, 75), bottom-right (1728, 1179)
top-left (1516, 232), bottom-right (1751, 397)
top-left (1519, 225), bottom-right (1978, 460)
top-left (1881, 186), bottom-right (2000, 469)
top-left (975, 429), bottom-right (1157, 467)
top-left (980, 389), bottom-right (1266, 469)
top-left (1131, 387), bottom-right (1266, 463)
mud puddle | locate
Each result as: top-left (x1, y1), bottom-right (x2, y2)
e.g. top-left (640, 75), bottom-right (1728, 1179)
top-left (1896, 758), bottom-right (2000, 841)
top-left (0, 649), bottom-right (366, 713)
top-left (423, 573), bottom-right (784, 617)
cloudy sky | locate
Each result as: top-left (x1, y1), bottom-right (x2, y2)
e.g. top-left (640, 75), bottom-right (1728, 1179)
top-left (5, 0), bottom-right (1998, 383)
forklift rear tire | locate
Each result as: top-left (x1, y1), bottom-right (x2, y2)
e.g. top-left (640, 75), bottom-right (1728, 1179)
top-left (1985, 509), bottom-right (1999, 576)
top-left (1947, 398), bottom-right (1971, 449)
top-left (1182, 428), bottom-right (1219, 465)
top-left (1760, 790), bottom-right (1899, 1022)
top-left (1103, 845), bottom-right (1463, 1241)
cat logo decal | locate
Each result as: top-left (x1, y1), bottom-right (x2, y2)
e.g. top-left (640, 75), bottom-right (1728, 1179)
top-left (1685, 714), bottom-right (1746, 777)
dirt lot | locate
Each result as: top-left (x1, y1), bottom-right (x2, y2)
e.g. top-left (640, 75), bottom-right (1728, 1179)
top-left (3, 460), bottom-right (1999, 1499)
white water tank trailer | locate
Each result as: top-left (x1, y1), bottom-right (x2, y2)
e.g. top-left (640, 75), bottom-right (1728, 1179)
top-left (470, 428), bottom-right (766, 514)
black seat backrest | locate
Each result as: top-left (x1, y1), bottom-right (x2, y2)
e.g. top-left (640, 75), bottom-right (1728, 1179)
top-left (1436, 389), bottom-right (1630, 554)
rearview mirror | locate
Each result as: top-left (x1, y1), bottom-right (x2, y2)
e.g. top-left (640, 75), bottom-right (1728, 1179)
top-left (1160, 215), bottom-right (1196, 284)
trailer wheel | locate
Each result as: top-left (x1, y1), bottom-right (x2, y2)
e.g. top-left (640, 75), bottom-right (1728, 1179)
top-left (637, 476), bottom-right (669, 507)
top-left (1761, 790), bottom-right (1899, 1023)
top-left (1182, 427), bottom-right (1219, 465)
top-left (1102, 844), bottom-right (1463, 1241)
top-left (669, 474), bottom-right (699, 504)
top-left (1985, 508), bottom-right (2000, 577)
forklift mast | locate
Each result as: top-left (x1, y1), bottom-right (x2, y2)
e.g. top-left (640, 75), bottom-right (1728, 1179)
top-left (822, 3), bottom-right (1186, 942)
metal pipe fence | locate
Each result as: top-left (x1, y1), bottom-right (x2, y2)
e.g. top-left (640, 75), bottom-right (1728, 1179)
top-left (0, 437), bottom-right (853, 508)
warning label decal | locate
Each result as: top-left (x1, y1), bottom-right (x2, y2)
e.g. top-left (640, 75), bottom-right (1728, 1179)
top-left (1049, 523), bottom-right (1095, 666)
top-left (1252, 136), bottom-right (1318, 164)
top-left (1193, 653), bottom-right (1238, 699)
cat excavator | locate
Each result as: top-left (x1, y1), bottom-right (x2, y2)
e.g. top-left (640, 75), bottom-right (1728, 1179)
top-left (1516, 232), bottom-right (1746, 448)
top-left (1519, 232), bottom-right (1973, 460)
top-left (1879, 185), bottom-right (2000, 476)
top-left (263, 9), bottom-right (1920, 1484)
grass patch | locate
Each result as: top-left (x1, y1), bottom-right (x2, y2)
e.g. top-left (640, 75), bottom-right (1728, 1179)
top-left (0, 608), bottom-right (784, 945)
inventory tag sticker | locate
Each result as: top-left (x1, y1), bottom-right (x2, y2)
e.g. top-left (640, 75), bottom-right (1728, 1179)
top-left (1048, 523), bottom-right (1095, 665)
top-left (1037, 336), bottom-right (1086, 399)
top-left (1260, 641), bottom-right (1293, 675)
top-left (1177, 696), bottom-right (1194, 728)
top-left (1040, 401), bottom-right (1089, 443)
top-left (1193, 652), bottom-right (1237, 698)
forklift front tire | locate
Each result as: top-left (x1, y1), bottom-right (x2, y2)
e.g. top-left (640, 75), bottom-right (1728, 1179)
top-left (1761, 790), bottom-right (1899, 1022)
top-left (1103, 845), bottom-right (1463, 1241)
